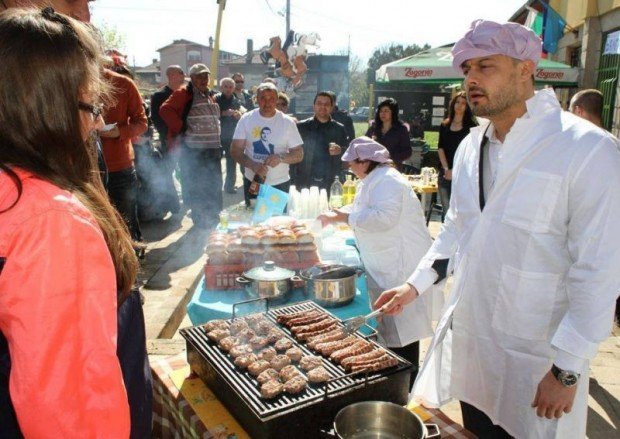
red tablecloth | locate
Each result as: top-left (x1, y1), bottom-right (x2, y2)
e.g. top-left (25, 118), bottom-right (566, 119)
top-left (151, 353), bottom-right (474, 438)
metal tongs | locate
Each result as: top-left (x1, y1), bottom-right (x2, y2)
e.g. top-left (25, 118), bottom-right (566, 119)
top-left (342, 308), bottom-right (383, 335)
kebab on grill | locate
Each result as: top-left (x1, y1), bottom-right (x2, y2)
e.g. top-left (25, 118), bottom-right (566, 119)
top-left (341, 348), bottom-right (387, 369)
top-left (306, 329), bottom-right (346, 349)
top-left (351, 356), bottom-right (398, 373)
top-left (330, 340), bottom-right (373, 363)
top-left (315, 336), bottom-right (358, 356)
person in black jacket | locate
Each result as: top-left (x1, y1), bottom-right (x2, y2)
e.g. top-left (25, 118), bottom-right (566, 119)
top-left (331, 104), bottom-right (355, 144)
top-left (294, 91), bottom-right (348, 191)
top-left (216, 77), bottom-right (245, 193)
top-left (150, 65), bottom-right (185, 153)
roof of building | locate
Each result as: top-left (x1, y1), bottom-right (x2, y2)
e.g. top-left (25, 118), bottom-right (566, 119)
top-left (157, 38), bottom-right (241, 58)
top-left (135, 60), bottom-right (160, 74)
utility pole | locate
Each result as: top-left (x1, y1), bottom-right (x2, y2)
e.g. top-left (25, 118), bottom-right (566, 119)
top-left (210, 0), bottom-right (226, 88)
top-left (285, 0), bottom-right (290, 35)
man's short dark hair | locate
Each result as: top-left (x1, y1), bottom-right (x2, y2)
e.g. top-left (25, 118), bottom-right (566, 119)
top-left (314, 91), bottom-right (335, 105)
top-left (277, 92), bottom-right (290, 105)
top-left (571, 89), bottom-right (603, 119)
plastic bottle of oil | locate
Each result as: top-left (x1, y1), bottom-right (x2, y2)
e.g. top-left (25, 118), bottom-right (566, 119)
top-left (342, 174), bottom-right (355, 205)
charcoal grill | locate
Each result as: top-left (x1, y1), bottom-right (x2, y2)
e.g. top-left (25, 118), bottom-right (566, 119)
top-left (181, 300), bottom-right (413, 439)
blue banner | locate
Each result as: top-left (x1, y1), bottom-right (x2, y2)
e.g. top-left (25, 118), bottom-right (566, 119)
top-left (542, 4), bottom-right (566, 54)
top-left (251, 184), bottom-right (289, 224)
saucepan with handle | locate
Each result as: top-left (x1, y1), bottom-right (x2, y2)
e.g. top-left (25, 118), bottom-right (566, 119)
top-left (334, 401), bottom-right (440, 439)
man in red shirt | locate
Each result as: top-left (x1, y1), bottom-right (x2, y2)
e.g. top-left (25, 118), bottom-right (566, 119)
top-left (160, 63), bottom-right (223, 228)
top-left (100, 69), bottom-right (148, 241)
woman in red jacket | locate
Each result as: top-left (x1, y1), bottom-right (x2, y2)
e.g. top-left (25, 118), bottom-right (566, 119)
top-left (0, 8), bottom-right (137, 437)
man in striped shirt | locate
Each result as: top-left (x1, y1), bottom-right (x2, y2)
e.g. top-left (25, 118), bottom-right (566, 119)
top-left (160, 63), bottom-right (223, 228)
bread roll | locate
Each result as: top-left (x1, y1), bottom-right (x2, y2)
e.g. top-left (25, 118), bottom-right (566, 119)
top-left (261, 230), bottom-right (279, 245)
top-left (240, 231), bottom-right (260, 245)
top-left (294, 230), bottom-right (314, 244)
top-left (278, 230), bottom-right (297, 244)
top-left (227, 238), bottom-right (243, 252)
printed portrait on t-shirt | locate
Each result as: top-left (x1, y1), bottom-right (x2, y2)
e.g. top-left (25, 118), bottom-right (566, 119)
top-left (251, 126), bottom-right (275, 159)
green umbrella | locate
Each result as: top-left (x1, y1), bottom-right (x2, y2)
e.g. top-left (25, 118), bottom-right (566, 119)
top-left (376, 44), bottom-right (579, 86)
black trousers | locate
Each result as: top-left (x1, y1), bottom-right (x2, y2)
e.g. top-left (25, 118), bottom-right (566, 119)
top-left (460, 401), bottom-right (513, 438)
top-left (221, 138), bottom-right (240, 192)
top-left (389, 342), bottom-right (419, 391)
top-left (107, 166), bottom-right (142, 241)
top-left (117, 290), bottom-right (153, 439)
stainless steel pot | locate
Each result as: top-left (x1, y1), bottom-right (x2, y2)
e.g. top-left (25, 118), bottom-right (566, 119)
top-left (236, 261), bottom-right (299, 301)
top-left (334, 401), bottom-right (440, 439)
top-left (300, 264), bottom-right (362, 308)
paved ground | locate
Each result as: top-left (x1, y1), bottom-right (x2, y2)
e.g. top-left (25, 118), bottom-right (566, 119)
top-left (142, 163), bottom-right (619, 437)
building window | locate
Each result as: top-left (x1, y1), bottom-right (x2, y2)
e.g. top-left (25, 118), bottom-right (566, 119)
top-left (187, 50), bottom-right (201, 64)
top-left (569, 46), bottom-right (581, 68)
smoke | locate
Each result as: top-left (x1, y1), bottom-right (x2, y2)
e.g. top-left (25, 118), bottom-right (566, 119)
top-left (133, 136), bottom-right (181, 221)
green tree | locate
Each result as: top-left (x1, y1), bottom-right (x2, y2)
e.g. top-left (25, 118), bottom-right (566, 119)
top-left (367, 43), bottom-right (431, 74)
top-left (97, 21), bottom-right (126, 52)
top-left (342, 53), bottom-right (365, 110)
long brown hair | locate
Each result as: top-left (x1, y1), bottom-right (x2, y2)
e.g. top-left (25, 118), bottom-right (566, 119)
top-left (0, 8), bottom-right (137, 299)
top-left (442, 91), bottom-right (477, 128)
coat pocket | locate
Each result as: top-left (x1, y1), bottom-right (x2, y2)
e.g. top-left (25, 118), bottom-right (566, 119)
top-left (501, 169), bottom-right (562, 233)
top-left (491, 265), bottom-right (561, 341)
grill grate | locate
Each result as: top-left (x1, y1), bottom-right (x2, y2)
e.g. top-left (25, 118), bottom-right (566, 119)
top-left (181, 301), bottom-right (411, 419)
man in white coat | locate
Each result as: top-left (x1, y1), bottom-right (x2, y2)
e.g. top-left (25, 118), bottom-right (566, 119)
top-left (375, 20), bottom-right (620, 438)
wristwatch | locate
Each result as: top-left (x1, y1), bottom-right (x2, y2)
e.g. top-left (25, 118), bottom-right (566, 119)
top-left (551, 364), bottom-right (580, 387)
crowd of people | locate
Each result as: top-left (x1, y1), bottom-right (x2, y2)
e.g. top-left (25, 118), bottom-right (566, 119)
top-left (0, 2), bottom-right (619, 439)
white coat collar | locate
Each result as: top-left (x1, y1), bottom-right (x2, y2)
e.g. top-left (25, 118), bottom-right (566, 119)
top-left (469, 88), bottom-right (561, 144)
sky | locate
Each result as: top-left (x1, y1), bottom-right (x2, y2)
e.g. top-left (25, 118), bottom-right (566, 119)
top-left (92, 0), bottom-right (527, 68)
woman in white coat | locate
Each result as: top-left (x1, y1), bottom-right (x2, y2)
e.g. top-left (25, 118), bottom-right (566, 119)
top-left (319, 136), bottom-right (440, 387)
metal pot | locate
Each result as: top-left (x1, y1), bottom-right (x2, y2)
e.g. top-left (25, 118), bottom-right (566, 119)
top-left (300, 263), bottom-right (362, 308)
top-left (334, 401), bottom-right (440, 439)
top-left (236, 261), bottom-right (299, 302)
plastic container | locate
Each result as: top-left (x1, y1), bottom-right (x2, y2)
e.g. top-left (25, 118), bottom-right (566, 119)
top-left (329, 177), bottom-right (343, 209)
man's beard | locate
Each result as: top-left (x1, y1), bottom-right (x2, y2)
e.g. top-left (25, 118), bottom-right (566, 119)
top-left (467, 74), bottom-right (521, 118)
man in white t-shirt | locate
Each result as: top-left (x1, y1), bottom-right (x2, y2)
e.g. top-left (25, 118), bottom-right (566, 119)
top-left (231, 82), bottom-right (303, 205)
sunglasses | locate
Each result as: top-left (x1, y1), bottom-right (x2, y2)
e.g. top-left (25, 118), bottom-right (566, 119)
top-left (235, 80), bottom-right (244, 84)
top-left (78, 101), bottom-right (103, 118)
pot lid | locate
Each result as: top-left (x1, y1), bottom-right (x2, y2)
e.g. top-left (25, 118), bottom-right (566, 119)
top-left (243, 261), bottom-right (295, 281)
top-left (302, 263), bottom-right (358, 280)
